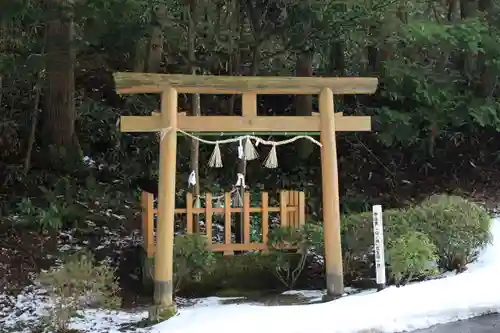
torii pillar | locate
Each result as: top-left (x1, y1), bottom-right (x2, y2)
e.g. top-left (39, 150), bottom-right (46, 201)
top-left (114, 72), bottom-right (378, 312)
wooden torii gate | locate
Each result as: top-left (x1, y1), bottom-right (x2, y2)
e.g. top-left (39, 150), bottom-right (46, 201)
top-left (114, 72), bottom-right (378, 313)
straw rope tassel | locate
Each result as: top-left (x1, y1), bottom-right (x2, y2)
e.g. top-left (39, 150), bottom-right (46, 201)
top-left (209, 142), bottom-right (223, 168)
top-left (232, 190), bottom-right (243, 207)
top-left (233, 173), bottom-right (245, 207)
top-left (238, 139), bottom-right (244, 159)
top-left (264, 144), bottom-right (278, 168)
top-left (244, 137), bottom-right (259, 161)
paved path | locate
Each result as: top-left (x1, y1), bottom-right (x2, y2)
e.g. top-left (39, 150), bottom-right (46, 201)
top-left (413, 314), bottom-right (500, 333)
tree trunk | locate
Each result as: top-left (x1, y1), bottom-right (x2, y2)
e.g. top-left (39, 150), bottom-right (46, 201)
top-left (24, 24), bottom-right (49, 175)
top-left (0, 19), bottom-right (5, 106)
top-left (133, 37), bottom-right (148, 72)
top-left (294, 50), bottom-right (314, 160)
top-left (188, 1), bottom-right (201, 233)
top-left (447, 0), bottom-right (460, 21)
top-left (147, 4), bottom-right (166, 73)
top-left (230, 0), bottom-right (244, 246)
top-left (477, 0), bottom-right (496, 97)
top-left (42, 0), bottom-right (80, 170)
top-left (458, 0), bottom-right (477, 76)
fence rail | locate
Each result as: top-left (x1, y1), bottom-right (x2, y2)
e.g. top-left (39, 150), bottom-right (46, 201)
top-left (141, 190), bottom-right (306, 256)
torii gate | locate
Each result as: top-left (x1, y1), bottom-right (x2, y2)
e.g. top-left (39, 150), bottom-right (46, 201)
top-left (114, 72), bottom-right (378, 313)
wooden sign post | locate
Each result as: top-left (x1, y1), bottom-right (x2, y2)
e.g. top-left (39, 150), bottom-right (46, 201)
top-left (372, 204), bottom-right (386, 291)
top-left (114, 73), bottom-right (378, 313)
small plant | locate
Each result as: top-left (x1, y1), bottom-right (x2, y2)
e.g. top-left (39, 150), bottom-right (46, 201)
top-left (173, 233), bottom-right (215, 292)
top-left (37, 250), bottom-right (120, 332)
top-left (302, 222), bottom-right (324, 256)
top-left (267, 225), bottom-right (312, 289)
top-left (386, 231), bottom-right (439, 286)
top-left (15, 197), bottom-right (64, 230)
top-left (12, 183), bottom-right (85, 231)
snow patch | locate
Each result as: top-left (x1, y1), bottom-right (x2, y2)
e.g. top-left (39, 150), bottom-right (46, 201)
top-left (2, 218), bottom-right (500, 333)
top-left (151, 218), bottom-right (500, 333)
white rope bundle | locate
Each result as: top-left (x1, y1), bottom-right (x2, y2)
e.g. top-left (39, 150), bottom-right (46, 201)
top-left (189, 186), bottom-right (244, 209)
top-left (155, 127), bottom-right (321, 209)
top-left (176, 129), bottom-right (322, 168)
top-left (186, 172), bottom-right (245, 209)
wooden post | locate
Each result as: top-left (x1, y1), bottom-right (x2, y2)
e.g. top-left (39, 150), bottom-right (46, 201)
top-left (141, 192), bottom-right (155, 258)
top-left (223, 192), bottom-right (233, 255)
top-left (205, 193), bottom-right (213, 242)
top-left (298, 191), bottom-right (305, 227)
top-left (243, 192), bottom-right (251, 244)
top-left (261, 192), bottom-right (269, 252)
top-left (279, 191), bottom-right (288, 227)
top-left (154, 88), bottom-right (178, 313)
top-left (186, 192), bottom-right (193, 233)
top-left (319, 87), bottom-right (344, 298)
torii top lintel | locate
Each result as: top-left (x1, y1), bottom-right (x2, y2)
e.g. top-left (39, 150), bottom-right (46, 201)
top-left (114, 72), bottom-right (379, 133)
top-left (113, 72), bottom-right (378, 95)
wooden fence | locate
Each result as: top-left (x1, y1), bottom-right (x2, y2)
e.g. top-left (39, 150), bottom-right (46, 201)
top-left (141, 190), bottom-right (306, 256)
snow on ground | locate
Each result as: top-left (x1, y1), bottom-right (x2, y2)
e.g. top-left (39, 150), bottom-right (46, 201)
top-left (2, 218), bottom-right (500, 333)
top-left (153, 217), bottom-right (500, 333)
top-left (0, 291), bottom-right (252, 332)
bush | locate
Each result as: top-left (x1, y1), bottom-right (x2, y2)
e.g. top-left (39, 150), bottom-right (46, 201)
top-left (176, 226), bottom-right (318, 295)
top-left (145, 233), bottom-right (312, 296)
top-left (302, 222), bottom-right (324, 256)
top-left (386, 231), bottom-right (438, 286)
top-left (341, 209), bottom-right (415, 256)
top-left (179, 253), bottom-right (288, 296)
top-left (37, 251), bottom-right (120, 332)
top-left (142, 233), bottom-right (216, 294)
top-left (337, 194), bottom-right (491, 285)
top-left (173, 233), bottom-right (215, 292)
top-left (267, 225), bottom-right (314, 289)
top-left (414, 194), bottom-right (491, 270)
top-left (340, 209), bottom-right (418, 281)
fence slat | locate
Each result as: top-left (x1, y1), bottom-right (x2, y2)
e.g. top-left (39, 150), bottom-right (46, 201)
top-left (165, 206), bottom-right (296, 214)
top-left (280, 191), bottom-right (288, 227)
top-left (142, 192), bottom-right (155, 257)
top-left (224, 192), bottom-right (233, 255)
top-left (298, 191), bottom-right (306, 226)
top-left (210, 242), bottom-right (297, 253)
top-left (288, 191), bottom-right (295, 227)
top-left (205, 193), bottom-right (213, 243)
top-left (261, 192), bottom-right (269, 252)
top-left (294, 191), bottom-right (300, 228)
top-left (186, 192), bottom-right (193, 233)
top-left (243, 192), bottom-right (251, 244)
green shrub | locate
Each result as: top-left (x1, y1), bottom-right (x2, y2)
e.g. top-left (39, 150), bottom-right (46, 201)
top-left (173, 233), bottom-right (215, 292)
top-left (140, 234), bottom-right (216, 293)
top-left (37, 250), bottom-right (120, 332)
top-left (386, 231), bottom-right (438, 285)
top-left (339, 209), bottom-right (418, 279)
top-left (180, 226), bottom-right (318, 295)
top-left (267, 225), bottom-right (314, 289)
top-left (334, 207), bottom-right (447, 284)
top-left (302, 222), bottom-right (324, 255)
top-left (180, 253), bottom-right (287, 296)
top-left (341, 209), bottom-right (414, 255)
top-left (297, 194), bottom-right (491, 286)
top-left (415, 194), bottom-right (491, 270)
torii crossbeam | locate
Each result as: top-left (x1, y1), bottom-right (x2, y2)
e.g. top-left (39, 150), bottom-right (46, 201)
top-left (114, 72), bottom-right (378, 314)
